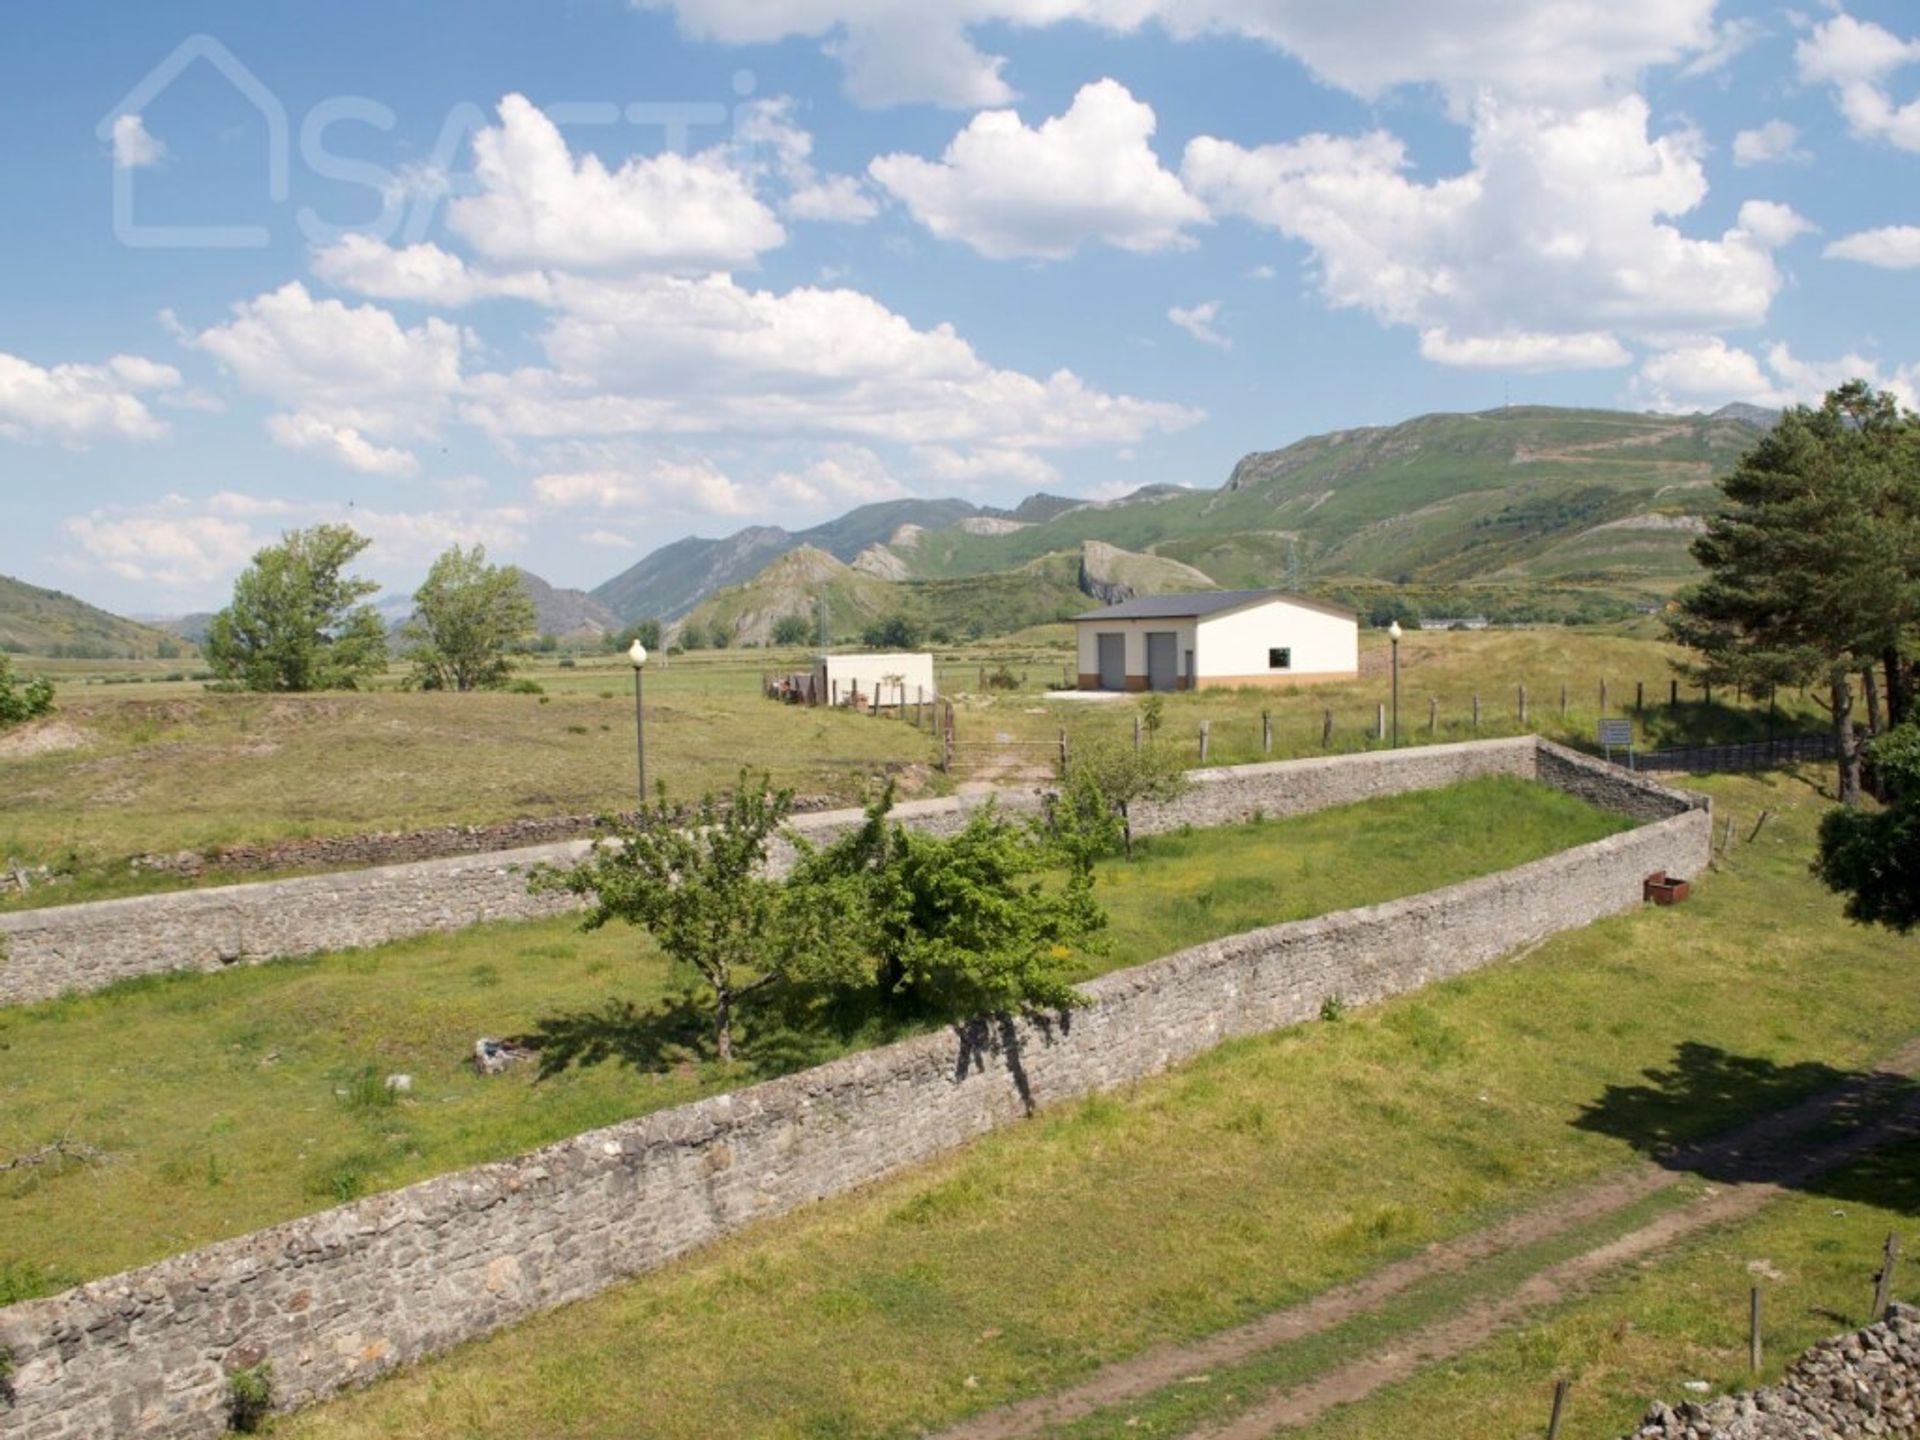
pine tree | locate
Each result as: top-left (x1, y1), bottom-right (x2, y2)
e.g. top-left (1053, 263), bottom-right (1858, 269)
top-left (1667, 383), bottom-right (1920, 803)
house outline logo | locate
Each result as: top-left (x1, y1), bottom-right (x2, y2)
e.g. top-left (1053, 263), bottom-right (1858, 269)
top-left (96, 34), bottom-right (289, 249)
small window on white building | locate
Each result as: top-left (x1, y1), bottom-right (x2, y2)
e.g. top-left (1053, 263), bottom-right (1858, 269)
top-left (1269, 647), bottom-right (1292, 670)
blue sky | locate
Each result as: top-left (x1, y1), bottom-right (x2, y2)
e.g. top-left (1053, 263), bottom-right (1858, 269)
top-left (3, 0), bottom-right (1918, 612)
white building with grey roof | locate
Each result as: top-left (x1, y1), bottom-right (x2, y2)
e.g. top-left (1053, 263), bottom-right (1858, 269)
top-left (1073, 589), bottom-right (1359, 692)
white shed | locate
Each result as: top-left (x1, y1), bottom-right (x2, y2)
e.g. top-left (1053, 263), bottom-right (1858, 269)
top-left (814, 652), bottom-right (937, 707)
top-left (1073, 590), bottom-right (1358, 692)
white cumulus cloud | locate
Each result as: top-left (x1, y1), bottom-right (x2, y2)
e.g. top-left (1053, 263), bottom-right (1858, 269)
top-left (0, 350), bottom-right (179, 445)
top-left (1630, 337), bottom-right (1918, 413)
top-left (311, 235), bottom-right (551, 308)
top-left (1826, 225), bottom-right (1920, 269)
top-left (871, 80), bottom-right (1206, 260)
top-left (191, 282), bottom-right (465, 464)
top-left (640, 1), bottom-right (1723, 108)
top-left (1796, 14), bottom-right (1920, 152)
top-left (449, 94), bottom-right (786, 270)
top-left (1732, 119), bottom-right (1806, 167)
top-left (263, 413), bottom-right (422, 477)
top-left (1184, 95), bottom-right (1793, 370)
top-left (465, 270), bottom-right (1199, 450)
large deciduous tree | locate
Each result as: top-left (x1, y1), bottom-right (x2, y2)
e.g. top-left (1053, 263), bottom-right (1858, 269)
top-left (1816, 722), bottom-right (1920, 931)
top-left (403, 544), bottom-right (537, 692)
top-left (1667, 382), bottom-right (1920, 803)
top-left (206, 525), bottom-right (388, 692)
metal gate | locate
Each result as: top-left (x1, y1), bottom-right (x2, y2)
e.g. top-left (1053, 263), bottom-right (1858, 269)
top-left (1146, 631), bottom-right (1177, 692)
top-left (1097, 632), bottom-right (1126, 690)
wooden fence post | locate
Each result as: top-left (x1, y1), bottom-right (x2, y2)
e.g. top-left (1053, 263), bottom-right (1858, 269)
top-left (1322, 708), bottom-right (1334, 748)
top-left (1199, 720), bottom-right (1211, 763)
top-left (1671, 678), bottom-right (1679, 706)
top-left (1560, 682), bottom-right (1568, 718)
top-left (1429, 696), bottom-right (1438, 734)
top-left (1262, 710), bottom-right (1272, 754)
top-left (1600, 679), bottom-right (1609, 713)
top-left (1134, 713), bottom-right (1143, 751)
top-left (1058, 729), bottom-right (1069, 770)
top-left (1636, 680), bottom-right (1644, 714)
top-left (1750, 1287), bottom-right (1762, 1374)
top-left (1874, 1233), bottom-right (1902, 1320)
top-left (1472, 691), bottom-right (1481, 733)
top-left (1519, 684), bottom-right (1528, 725)
top-left (1375, 702), bottom-right (1386, 740)
top-left (1546, 1378), bottom-right (1571, 1440)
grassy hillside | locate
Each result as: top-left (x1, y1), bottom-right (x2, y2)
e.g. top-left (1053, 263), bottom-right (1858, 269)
top-left (894, 408), bottom-right (1755, 597)
top-left (591, 499), bottom-right (991, 623)
top-left (640, 407), bottom-right (1754, 638)
top-left (0, 574), bottom-right (190, 659)
top-left (677, 545), bottom-right (1096, 645)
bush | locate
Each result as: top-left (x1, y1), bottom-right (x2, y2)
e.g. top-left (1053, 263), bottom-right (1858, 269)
top-left (228, 1363), bottom-right (273, 1433)
top-left (508, 679), bottom-right (545, 696)
top-left (772, 615), bottom-right (813, 647)
top-left (984, 664), bottom-right (1019, 691)
top-left (0, 655), bottom-right (54, 729)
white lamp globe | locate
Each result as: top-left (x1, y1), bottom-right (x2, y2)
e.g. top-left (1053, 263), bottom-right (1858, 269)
top-left (628, 639), bottom-right (649, 669)
top-left (1387, 620), bottom-right (1403, 641)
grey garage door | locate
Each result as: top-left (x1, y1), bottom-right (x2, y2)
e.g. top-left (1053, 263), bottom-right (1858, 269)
top-left (1097, 632), bottom-right (1126, 690)
top-left (1146, 631), bottom-right (1178, 691)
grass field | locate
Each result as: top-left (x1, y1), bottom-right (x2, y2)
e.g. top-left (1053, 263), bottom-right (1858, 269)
top-left (0, 776), bottom-right (1625, 1301)
top-left (0, 626), bottom-right (1825, 905)
top-left (268, 768), bottom-right (1920, 1440)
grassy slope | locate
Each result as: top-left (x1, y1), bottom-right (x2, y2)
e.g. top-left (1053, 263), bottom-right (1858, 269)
top-left (0, 573), bottom-right (187, 659)
top-left (0, 779), bottom-right (1625, 1299)
top-left (0, 628), bottom-right (1830, 891)
top-left (679, 549), bottom-right (1093, 646)
top-left (280, 769), bottom-right (1920, 1440)
top-left (897, 409), bottom-right (1756, 598)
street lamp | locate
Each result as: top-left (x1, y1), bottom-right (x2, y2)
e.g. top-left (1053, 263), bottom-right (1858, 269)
top-left (628, 638), bottom-right (649, 813)
top-left (1387, 620), bottom-right (1402, 749)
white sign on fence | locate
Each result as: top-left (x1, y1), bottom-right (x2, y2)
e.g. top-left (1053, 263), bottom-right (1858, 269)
top-left (1598, 717), bottom-right (1635, 768)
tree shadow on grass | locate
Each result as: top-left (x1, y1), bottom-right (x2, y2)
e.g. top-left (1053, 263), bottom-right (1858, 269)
top-left (516, 985), bottom-right (928, 1084)
top-left (1573, 1041), bottom-right (1920, 1216)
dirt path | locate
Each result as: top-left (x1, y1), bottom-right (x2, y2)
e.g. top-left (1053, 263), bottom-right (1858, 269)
top-left (930, 1040), bottom-right (1920, 1440)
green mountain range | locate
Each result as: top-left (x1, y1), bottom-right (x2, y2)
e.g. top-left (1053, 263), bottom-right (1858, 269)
top-left (642, 405), bottom-right (1765, 642)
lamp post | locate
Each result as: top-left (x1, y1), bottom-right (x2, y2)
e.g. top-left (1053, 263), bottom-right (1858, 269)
top-left (1387, 619), bottom-right (1402, 748)
top-left (628, 639), bottom-right (649, 813)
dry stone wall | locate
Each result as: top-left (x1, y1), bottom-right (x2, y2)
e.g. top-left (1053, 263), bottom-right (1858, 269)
top-left (1626, 1304), bottom-right (1920, 1438)
top-left (0, 739), bottom-right (1576, 1009)
top-left (0, 745), bottom-right (1708, 1439)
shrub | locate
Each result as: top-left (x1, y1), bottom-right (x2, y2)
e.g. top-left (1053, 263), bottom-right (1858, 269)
top-left (984, 664), bottom-right (1019, 691)
top-left (1320, 994), bottom-right (1347, 1022)
top-left (0, 655), bottom-right (54, 729)
top-left (228, 1363), bottom-right (273, 1433)
top-left (508, 679), bottom-right (545, 695)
